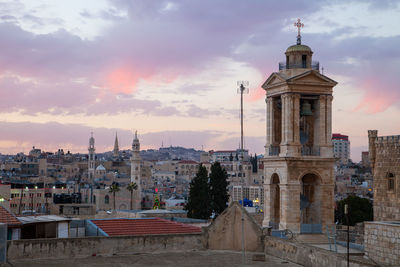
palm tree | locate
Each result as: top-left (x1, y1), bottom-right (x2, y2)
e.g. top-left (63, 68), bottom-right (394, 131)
top-left (126, 182), bottom-right (138, 210)
top-left (109, 183), bottom-right (120, 211)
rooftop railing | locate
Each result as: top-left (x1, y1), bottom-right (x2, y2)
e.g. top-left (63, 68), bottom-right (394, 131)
top-left (278, 61), bottom-right (319, 71)
top-left (301, 145), bottom-right (320, 156)
top-left (268, 145), bottom-right (280, 156)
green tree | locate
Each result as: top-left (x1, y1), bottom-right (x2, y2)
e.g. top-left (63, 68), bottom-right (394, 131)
top-left (185, 164), bottom-right (211, 219)
top-left (209, 162), bottom-right (229, 217)
top-left (126, 182), bottom-right (138, 210)
top-left (109, 182), bottom-right (120, 211)
top-left (335, 195), bottom-right (373, 226)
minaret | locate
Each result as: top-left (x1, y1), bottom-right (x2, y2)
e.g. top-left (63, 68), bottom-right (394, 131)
top-left (88, 132), bottom-right (95, 181)
top-left (131, 131), bottom-right (141, 207)
top-left (113, 132), bottom-right (119, 158)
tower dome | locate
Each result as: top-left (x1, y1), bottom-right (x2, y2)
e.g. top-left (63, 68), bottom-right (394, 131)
top-left (285, 44), bottom-right (312, 53)
top-left (279, 19), bottom-right (318, 71)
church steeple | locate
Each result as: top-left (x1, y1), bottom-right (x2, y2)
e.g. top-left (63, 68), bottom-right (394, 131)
top-left (130, 130), bottom-right (141, 209)
top-left (113, 132), bottom-right (119, 158)
top-left (88, 132), bottom-right (95, 181)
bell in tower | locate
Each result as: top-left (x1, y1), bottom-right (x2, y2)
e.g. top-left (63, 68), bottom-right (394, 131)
top-left (300, 101), bottom-right (312, 116)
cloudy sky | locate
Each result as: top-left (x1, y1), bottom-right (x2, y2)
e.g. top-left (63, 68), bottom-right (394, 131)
top-left (0, 0), bottom-right (399, 161)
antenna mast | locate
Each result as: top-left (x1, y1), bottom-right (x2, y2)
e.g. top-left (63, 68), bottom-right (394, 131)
top-left (237, 81), bottom-right (249, 161)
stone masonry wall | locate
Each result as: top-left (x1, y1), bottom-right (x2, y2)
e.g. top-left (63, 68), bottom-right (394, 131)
top-left (7, 233), bottom-right (203, 260)
top-left (369, 132), bottom-right (400, 221)
top-left (264, 236), bottom-right (376, 267)
top-left (364, 221), bottom-right (400, 266)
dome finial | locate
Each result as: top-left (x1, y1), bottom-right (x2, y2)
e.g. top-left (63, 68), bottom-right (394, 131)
top-left (294, 18), bottom-right (304, 45)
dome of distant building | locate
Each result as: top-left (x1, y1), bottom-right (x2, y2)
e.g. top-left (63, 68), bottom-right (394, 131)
top-left (286, 44), bottom-right (312, 53)
top-left (96, 164), bottom-right (106, 171)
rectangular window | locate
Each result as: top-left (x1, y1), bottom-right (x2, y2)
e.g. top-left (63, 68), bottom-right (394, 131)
top-left (388, 178), bottom-right (395, 191)
top-left (302, 55), bottom-right (307, 68)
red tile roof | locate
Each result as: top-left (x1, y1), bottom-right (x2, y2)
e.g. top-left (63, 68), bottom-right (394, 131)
top-left (0, 205), bottom-right (21, 227)
top-left (90, 218), bottom-right (202, 236)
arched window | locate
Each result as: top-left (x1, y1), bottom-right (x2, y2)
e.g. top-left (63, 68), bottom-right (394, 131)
top-left (387, 173), bottom-right (395, 191)
top-left (105, 195), bottom-right (110, 204)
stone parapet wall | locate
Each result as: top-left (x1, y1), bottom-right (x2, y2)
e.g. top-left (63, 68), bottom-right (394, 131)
top-left (375, 135), bottom-right (400, 143)
top-left (364, 221), bottom-right (400, 266)
top-left (264, 236), bottom-right (376, 267)
top-left (7, 233), bottom-right (203, 260)
top-left (336, 223), bottom-right (364, 245)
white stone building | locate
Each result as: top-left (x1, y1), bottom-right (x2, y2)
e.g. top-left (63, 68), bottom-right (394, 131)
top-left (332, 133), bottom-right (350, 165)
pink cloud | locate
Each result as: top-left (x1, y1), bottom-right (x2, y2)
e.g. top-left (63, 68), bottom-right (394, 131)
top-left (354, 78), bottom-right (399, 114)
top-left (248, 87), bottom-right (265, 102)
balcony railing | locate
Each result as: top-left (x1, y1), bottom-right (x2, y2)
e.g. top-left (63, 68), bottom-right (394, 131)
top-left (301, 145), bottom-right (320, 156)
top-left (278, 61), bottom-right (319, 71)
top-left (268, 145), bottom-right (280, 156)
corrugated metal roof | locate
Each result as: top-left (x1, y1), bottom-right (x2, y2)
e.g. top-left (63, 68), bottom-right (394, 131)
top-left (16, 215), bottom-right (71, 224)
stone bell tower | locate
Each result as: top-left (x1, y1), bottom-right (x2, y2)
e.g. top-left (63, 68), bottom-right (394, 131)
top-left (130, 131), bottom-right (142, 208)
top-left (262, 19), bottom-right (337, 233)
top-left (88, 132), bottom-right (95, 181)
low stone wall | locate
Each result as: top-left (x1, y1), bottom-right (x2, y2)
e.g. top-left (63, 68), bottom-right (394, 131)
top-left (264, 236), bottom-right (376, 267)
top-left (7, 233), bottom-right (203, 260)
top-left (364, 221), bottom-right (400, 266)
top-left (336, 223), bottom-right (364, 245)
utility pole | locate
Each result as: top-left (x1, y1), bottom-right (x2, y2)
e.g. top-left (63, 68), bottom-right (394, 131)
top-left (345, 204), bottom-right (349, 267)
top-left (237, 81), bottom-right (249, 267)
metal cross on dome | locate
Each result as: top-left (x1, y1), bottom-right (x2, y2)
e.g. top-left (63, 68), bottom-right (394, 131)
top-left (294, 18), bottom-right (304, 45)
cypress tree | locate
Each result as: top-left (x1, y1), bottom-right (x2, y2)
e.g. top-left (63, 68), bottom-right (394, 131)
top-left (209, 162), bottom-right (229, 217)
top-left (185, 164), bottom-right (212, 219)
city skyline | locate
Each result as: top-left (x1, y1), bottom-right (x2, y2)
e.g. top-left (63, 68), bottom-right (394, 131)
top-left (1, 0), bottom-right (399, 161)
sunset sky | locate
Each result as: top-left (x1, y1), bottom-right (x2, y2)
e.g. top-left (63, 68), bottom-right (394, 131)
top-left (0, 0), bottom-right (399, 161)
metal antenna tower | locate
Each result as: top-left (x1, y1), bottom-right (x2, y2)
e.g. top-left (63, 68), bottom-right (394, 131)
top-left (237, 80), bottom-right (249, 267)
top-left (237, 81), bottom-right (249, 161)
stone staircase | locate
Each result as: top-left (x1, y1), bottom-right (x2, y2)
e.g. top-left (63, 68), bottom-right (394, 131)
top-left (296, 234), bottom-right (329, 244)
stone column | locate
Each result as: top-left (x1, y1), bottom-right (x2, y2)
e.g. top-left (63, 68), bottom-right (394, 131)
top-left (280, 94), bottom-right (287, 146)
top-left (319, 95), bottom-right (334, 158)
top-left (326, 95), bottom-right (333, 144)
top-left (280, 94), bottom-right (300, 157)
top-left (279, 183), bottom-right (301, 233)
top-left (320, 183), bottom-right (335, 231)
top-left (293, 94), bottom-right (301, 145)
top-left (265, 97), bottom-right (274, 156)
top-left (262, 183), bottom-right (272, 227)
top-left (285, 94), bottom-right (293, 146)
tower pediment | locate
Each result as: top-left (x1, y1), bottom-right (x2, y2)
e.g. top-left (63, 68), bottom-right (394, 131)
top-left (262, 73), bottom-right (287, 89)
top-left (262, 70), bottom-right (337, 95)
top-left (287, 70), bottom-right (337, 86)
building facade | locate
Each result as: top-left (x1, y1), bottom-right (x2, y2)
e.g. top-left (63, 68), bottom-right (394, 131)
top-left (262, 26), bottom-right (337, 233)
top-left (368, 130), bottom-right (400, 221)
top-left (332, 133), bottom-right (350, 165)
